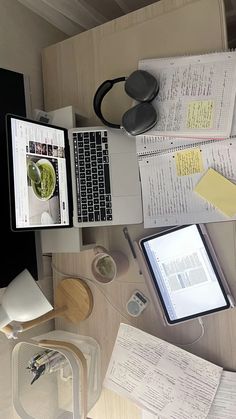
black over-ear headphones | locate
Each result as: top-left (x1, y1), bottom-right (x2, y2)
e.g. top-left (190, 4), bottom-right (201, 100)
top-left (93, 70), bottom-right (159, 136)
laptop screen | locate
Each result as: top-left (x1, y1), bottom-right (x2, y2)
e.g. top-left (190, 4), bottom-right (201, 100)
top-left (140, 224), bottom-right (230, 324)
top-left (7, 115), bottom-right (72, 230)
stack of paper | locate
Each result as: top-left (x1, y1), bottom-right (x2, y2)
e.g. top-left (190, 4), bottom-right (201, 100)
top-left (104, 324), bottom-right (223, 419)
top-left (136, 52), bottom-right (236, 227)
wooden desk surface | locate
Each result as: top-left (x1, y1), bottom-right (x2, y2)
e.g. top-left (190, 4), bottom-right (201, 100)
top-left (42, 0), bottom-right (227, 119)
top-left (42, 1), bottom-right (236, 418)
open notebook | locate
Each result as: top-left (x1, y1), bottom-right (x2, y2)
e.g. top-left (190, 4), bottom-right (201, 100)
top-left (138, 51), bottom-right (236, 138)
top-left (136, 137), bottom-right (236, 228)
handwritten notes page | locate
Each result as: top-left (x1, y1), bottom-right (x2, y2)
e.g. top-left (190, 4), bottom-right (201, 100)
top-left (138, 139), bottom-right (236, 227)
top-left (139, 52), bottom-right (236, 138)
top-left (175, 148), bottom-right (204, 176)
top-left (208, 371), bottom-right (236, 419)
top-left (142, 371), bottom-right (236, 419)
top-left (104, 324), bottom-right (222, 419)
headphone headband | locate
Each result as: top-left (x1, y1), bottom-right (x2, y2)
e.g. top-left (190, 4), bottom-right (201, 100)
top-left (93, 77), bottom-right (126, 129)
top-left (93, 70), bottom-right (159, 135)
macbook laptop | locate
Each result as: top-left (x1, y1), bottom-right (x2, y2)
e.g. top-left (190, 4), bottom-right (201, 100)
top-left (6, 114), bottom-right (143, 231)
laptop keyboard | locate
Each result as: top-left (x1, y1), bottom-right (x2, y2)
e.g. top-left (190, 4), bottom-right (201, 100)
top-left (73, 130), bottom-right (113, 223)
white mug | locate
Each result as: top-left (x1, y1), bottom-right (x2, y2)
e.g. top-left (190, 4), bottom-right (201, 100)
top-left (91, 246), bottom-right (129, 284)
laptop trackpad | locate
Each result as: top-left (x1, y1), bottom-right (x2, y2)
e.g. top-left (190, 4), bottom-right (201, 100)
top-left (110, 153), bottom-right (140, 196)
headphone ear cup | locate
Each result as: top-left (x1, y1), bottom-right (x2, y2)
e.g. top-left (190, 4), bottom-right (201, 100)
top-left (122, 102), bottom-right (157, 136)
top-left (125, 70), bottom-right (159, 102)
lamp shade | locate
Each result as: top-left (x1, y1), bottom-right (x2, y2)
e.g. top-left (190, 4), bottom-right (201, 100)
top-left (0, 269), bottom-right (53, 329)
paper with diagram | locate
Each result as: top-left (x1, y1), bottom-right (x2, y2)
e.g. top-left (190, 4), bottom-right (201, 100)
top-left (139, 52), bottom-right (236, 138)
top-left (104, 323), bottom-right (222, 419)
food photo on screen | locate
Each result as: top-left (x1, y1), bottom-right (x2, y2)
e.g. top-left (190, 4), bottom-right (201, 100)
top-left (26, 154), bottom-right (60, 225)
top-left (8, 115), bottom-right (70, 229)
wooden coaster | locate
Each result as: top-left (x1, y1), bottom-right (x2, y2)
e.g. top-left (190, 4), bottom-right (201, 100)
top-left (55, 278), bottom-right (93, 323)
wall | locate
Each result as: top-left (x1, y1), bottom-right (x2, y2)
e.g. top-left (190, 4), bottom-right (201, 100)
top-left (0, 1), bottom-right (67, 417)
top-left (0, 0), bottom-right (67, 111)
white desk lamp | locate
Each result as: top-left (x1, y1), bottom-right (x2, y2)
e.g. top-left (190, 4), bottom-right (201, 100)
top-left (0, 269), bottom-right (93, 338)
top-left (0, 269), bottom-right (53, 336)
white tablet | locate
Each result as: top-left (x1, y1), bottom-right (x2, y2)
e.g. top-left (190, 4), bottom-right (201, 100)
top-left (139, 224), bottom-right (233, 324)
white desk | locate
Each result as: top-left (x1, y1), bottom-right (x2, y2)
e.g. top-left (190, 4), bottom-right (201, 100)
top-left (42, 1), bottom-right (236, 418)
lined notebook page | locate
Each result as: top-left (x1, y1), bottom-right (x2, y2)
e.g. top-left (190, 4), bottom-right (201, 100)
top-left (139, 52), bottom-right (236, 138)
top-left (138, 139), bottom-right (236, 228)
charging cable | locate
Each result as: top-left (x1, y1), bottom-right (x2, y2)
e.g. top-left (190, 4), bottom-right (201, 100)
top-left (171, 317), bottom-right (205, 348)
top-left (51, 262), bottom-right (205, 346)
top-left (51, 262), bottom-right (135, 324)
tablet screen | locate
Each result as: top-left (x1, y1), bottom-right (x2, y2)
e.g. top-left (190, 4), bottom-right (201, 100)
top-left (140, 225), bottom-right (230, 324)
top-left (7, 115), bottom-right (72, 230)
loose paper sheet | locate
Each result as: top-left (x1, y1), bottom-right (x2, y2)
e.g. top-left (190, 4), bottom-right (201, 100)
top-left (104, 324), bottom-right (222, 419)
top-left (194, 168), bottom-right (236, 217)
top-left (208, 371), bottom-right (236, 419)
top-left (142, 371), bottom-right (236, 419)
top-left (138, 139), bottom-right (236, 227)
top-left (139, 52), bottom-right (236, 138)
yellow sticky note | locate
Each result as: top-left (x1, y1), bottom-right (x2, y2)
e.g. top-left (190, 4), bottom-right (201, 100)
top-left (175, 148), bottom-right (204, 176)
top-left (187, 100), bottom-right (214, 129)
top-left (194, 168), bottom-right (236, 217)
